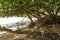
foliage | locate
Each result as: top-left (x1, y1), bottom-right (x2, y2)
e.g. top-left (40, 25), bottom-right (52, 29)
top-left (0, 0), bottom-right (60, 23)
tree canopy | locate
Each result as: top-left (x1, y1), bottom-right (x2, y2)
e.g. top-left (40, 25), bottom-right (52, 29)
top-left (0, 0), bottom-right (60, 22)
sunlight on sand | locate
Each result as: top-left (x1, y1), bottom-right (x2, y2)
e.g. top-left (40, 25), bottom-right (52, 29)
top-left (0, 31), bottom-right (7, 35)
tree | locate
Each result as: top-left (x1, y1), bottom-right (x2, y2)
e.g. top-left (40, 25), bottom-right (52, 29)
top-left (0, 0), bottom-right (60, 26)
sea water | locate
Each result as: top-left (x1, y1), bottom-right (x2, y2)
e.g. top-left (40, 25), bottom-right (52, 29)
top-left (0, 17), bottom-right (37, 31)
